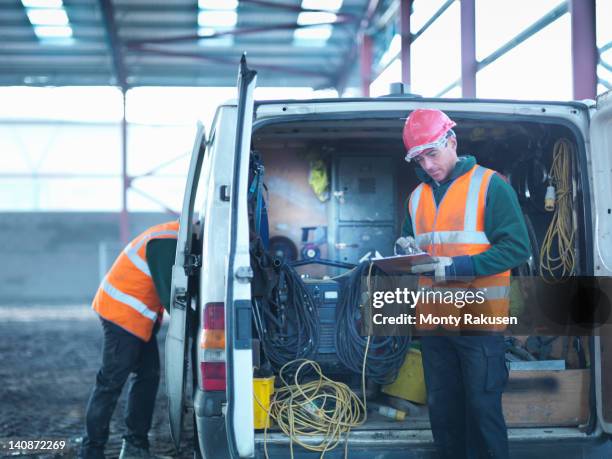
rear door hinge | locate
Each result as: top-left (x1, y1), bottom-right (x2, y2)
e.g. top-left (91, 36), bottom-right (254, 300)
top-left (173, 287), bottom-right (187, 311)
top-left (184, 254), bottom-right (202, 276)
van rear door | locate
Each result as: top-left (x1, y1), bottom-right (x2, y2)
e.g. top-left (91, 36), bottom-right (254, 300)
top-left (166, 123), bottom-right (207, 448)
top-left (225, 56), bottom-right (257, 457)
top-left (589, 90), bottom-right (612, 434)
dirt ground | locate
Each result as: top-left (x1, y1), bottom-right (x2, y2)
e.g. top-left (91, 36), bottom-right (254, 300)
top-left (0, 305), bottom-right (194, 459)
top-left (3, 305), bottom-right (612, 459)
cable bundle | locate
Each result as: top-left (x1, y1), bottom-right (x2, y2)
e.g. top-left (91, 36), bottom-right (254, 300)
top-left (263, 359), bottom-right (367, 459)
top-left (540, 138), bottom-right (576, 281)
top-left (252, 261), bottom-right (319, 371)
top-left (335, 262), bottom-right (410, 385)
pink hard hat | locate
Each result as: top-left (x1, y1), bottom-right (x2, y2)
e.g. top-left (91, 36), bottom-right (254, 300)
top-left (402, 109), bottom-right (456, 161)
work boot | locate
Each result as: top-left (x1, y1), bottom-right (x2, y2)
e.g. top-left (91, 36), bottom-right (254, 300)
top-left (79, 446), bottom-right (105, 459)
top-left (118, 439), bottom-right (166, 459)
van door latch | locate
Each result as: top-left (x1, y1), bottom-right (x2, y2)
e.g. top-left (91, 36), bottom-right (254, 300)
top-left (235, 266), bottom-right (253, 283)
top-left (220, 185), bottom-right (231, 202)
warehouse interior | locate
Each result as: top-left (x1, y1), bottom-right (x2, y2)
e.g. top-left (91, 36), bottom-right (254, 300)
top-left (1, 1), bottom-right (612, 458)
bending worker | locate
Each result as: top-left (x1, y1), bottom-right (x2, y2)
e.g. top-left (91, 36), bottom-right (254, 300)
top-left (399, 109), bottom-right (530, 459)
top-left (80, 220), bottom-right (178, 459)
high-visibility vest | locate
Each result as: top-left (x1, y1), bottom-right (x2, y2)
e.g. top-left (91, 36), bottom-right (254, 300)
top-left (93, 221), bottom-right (179, 341)
top-left (408, 165), bottom-right (511, 332)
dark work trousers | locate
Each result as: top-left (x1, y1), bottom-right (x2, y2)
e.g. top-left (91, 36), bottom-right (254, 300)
top-left (420, 335), bottom-right (509, 459)
top-left (81, 318), bottom-right (160, 459)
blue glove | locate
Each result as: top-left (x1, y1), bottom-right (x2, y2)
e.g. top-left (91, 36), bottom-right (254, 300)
top-left (445, 255), bottom-right (475, 281)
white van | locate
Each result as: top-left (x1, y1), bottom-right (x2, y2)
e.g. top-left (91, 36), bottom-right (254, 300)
top-left (165, 58), bottom-right (612, 458)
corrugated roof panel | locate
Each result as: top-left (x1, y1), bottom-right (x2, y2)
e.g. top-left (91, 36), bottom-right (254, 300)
top-left (0, 0), bottom-right (370, 87)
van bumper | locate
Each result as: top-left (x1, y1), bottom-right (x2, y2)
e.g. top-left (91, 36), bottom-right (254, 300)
top-left (193, 388), bottom-right (230, 459)
top-left (255, 429), bottom-right (611, 459)
top-left (192, 391), bottom-right (611, 459)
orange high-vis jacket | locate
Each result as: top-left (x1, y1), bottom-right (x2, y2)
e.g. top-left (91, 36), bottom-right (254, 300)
top-left (408, 164), bottom-right (510, 331)
top-left (92, 221), bottom-right (179, 341)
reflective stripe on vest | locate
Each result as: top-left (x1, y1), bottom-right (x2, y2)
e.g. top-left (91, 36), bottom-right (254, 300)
top-left (409, 183), bottom-right (424, 232)
top-left (123, 245), bottom-right (151, 276)
top-left (92, 220), bottom-right (179, 341)
top-left (483, 285), bottom-right (510, 300)
top-left (124, 229), bottom-right (179, 277)
top-left (415, 230), bottom-right (490, 247)
top-left (100, 277), bottom-right (158, 322)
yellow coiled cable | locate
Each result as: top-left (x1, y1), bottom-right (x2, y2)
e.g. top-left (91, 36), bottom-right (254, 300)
top-left (259, 264), bottom-right (376, 459)
top-left (539, 138), bottom-right (576, 281)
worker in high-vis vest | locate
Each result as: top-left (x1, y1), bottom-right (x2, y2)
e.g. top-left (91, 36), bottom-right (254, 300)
top-left (80, 221), bottom-right (178, 459)
top-left (398, 109), bottom-right (530, 459)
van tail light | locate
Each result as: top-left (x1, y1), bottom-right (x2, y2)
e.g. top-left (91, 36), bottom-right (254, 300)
top-left (201, 330), bottom-right (225, 349)
top-left (201, 362), bottom-right (226, 391)
top-left (204, 303), bottom-right (225, 330)
top-left (200, 302), bottom-right (226, 391)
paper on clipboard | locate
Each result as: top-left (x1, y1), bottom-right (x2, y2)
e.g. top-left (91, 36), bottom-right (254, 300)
top-left (373, 253), bottom-right (436, 274)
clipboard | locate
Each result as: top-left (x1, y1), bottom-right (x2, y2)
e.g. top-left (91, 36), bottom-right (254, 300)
top-left (373, 253), bottom-right (436, 274)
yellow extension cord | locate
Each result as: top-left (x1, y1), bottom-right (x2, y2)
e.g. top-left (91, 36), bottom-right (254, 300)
top-left (539, 138), bottom-right (576, 282)
top-left (259, 264), bottom-right (376, 459)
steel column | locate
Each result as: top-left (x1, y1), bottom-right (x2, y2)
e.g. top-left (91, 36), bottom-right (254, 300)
top-left (570, 0), bottom-right (597, 100)
top-left (99, 0), bottom-right (127, 89)
top-left (120, 90), bottom-right (129, 245)
top-left (460, 0), bottom-right (476, 97)
top-left (400, 0), bottom-right (412, 88)
top-left (360, 34), bottom-right (373, 96)
top-left (332, 0), bottom-right (380, 94)
top-left (100, 0), bottom-right (130, 243)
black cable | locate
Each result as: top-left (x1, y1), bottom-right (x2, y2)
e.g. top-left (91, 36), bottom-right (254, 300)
top-left (251, 246), bottom-right (409, 383)
top-left (253, 260), bottom-right (319, 372)
top-left (334, 262), bottom-right (410, 385)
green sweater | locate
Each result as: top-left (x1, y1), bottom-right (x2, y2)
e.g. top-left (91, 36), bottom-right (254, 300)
top-left (401, 155), bottom-right (530, 276)
top-left (146, 238), bottom-right (177, 313)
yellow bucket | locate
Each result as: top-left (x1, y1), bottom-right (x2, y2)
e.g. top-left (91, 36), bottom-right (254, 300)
top-left (382, 348), bottom-right (427, 404)
top-left (253, 376), bottom-right (275, 429)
